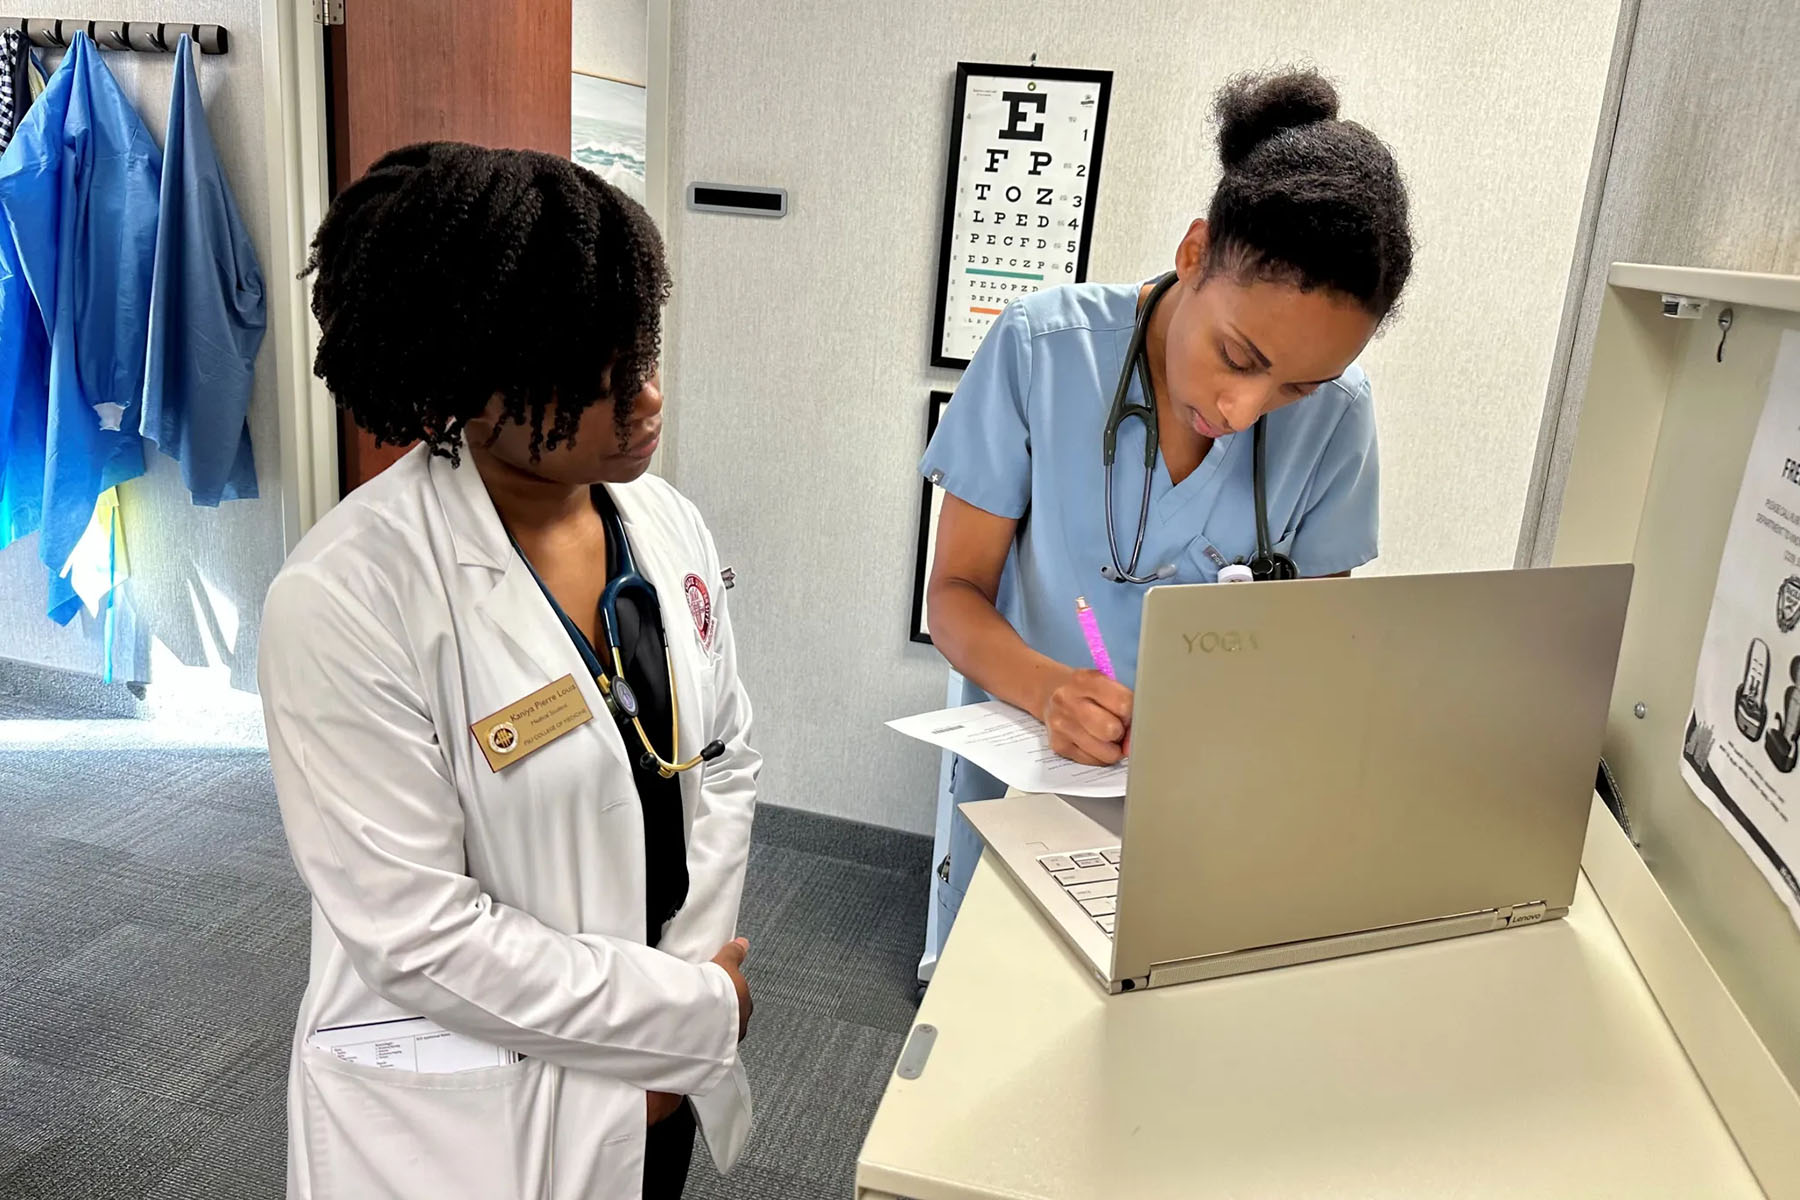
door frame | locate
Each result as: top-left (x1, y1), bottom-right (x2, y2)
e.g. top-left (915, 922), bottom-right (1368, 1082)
top-left (262, 0), bottom-right (337, 553)
top-left (644, 0), bottom-right (674, 477)
top-left (269, 1), bottom-right (676, 540)
top-left (645, 0), bottom-right (673, 232)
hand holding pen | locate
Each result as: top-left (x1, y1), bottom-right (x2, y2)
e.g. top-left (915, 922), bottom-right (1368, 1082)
top-left (1037, 597), bottom-right (1134, 766)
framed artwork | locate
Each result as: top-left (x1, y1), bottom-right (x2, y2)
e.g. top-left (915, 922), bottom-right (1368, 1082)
top-left (572, 72), bottom-right (647, 206)
top-left (929, 61), bottom-right (1112, 368)
top-left (911, 391), bottom-right (955, 645)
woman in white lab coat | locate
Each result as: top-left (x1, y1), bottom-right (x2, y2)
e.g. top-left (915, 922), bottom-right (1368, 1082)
top-left (259, 142), bottom-right (758, 1199)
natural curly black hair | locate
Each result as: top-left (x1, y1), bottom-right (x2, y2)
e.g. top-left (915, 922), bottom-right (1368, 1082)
top-left (1206, 69), bottom-right (1412, 320)
top-left (303, 141), bottom-right (670, 460)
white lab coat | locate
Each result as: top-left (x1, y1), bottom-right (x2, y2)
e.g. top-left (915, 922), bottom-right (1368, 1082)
top-left (258, 440), bottom-right (759, 1199)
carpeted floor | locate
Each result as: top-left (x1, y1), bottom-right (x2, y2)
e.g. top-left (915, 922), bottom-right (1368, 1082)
top-left (0, 679), bottom-right (928, 1199)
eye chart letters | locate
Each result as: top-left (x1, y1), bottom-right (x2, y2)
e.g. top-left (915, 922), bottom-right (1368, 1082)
top-left (930, 63), bottom-right (1112, 368)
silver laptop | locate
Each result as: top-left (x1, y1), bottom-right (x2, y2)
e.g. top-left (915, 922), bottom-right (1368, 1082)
top-left (963, 564), bottom-right (1633, 994)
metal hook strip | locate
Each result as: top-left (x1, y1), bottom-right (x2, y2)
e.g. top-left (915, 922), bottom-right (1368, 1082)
top-left (7, 16), bottom-right (229, 54)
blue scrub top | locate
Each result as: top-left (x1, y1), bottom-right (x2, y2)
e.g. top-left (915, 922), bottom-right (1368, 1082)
top-left (920, 282), bottom-right (1379, 800)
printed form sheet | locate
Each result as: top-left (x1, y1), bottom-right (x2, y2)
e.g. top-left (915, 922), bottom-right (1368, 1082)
top-left (889, 700), bottom-right (1127, 798)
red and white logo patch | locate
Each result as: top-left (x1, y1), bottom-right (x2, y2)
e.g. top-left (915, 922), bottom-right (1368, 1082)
top-left (684, 574), bottom-right (715, 652)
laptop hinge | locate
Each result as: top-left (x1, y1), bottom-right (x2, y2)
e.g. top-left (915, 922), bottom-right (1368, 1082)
top-left (1505, 900), bottom-right (1549, 926)
top-left (1147, 907), bottom-right (1506, 988)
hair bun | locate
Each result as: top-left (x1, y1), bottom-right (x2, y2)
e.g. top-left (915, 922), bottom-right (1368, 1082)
top-left (1214, 69), bottom-right (1341, 169)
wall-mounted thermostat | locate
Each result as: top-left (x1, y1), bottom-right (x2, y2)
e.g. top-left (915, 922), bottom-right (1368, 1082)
top-left (686, 183), bottom-right (787, 218)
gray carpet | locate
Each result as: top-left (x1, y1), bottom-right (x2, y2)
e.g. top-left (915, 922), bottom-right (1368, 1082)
top-left (0, 677), bottom-right (929, 1198)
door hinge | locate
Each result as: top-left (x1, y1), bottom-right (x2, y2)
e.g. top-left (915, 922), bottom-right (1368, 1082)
top-left (314, 0), bottom-right (345, 26)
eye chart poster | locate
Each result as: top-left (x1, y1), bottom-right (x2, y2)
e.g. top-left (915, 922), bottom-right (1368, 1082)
top-left (1681, 328), bottom-right (1800, 928)
top-left (930, 63), bottom-right (1112, 368)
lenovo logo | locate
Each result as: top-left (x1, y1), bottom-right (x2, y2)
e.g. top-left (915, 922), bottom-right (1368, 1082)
top-left (1183, 631), bottom-right (1260, 654)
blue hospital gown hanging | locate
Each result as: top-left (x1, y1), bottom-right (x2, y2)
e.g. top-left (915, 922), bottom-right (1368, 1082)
top-left (0, 32), bottom-right (158, 623)
top-left (139, 34), bottom-right (264, 505)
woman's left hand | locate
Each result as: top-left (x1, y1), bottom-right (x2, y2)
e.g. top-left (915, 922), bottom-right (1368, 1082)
top-left (647, 1091), bottom-right (684, 1125)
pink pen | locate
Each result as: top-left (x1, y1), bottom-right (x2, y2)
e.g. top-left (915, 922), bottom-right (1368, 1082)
top-left (1074, 596), bottom-right (1116, 680)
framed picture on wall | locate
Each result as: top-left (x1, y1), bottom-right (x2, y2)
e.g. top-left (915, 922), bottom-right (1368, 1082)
top-left (911, 391), bottom-right (955, 645)
top-left (572, 72), bottom-right (648, 206)
top-left (930, 61), bottom-right (1112, 368)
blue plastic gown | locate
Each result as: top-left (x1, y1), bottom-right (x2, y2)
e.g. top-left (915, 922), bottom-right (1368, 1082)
top-left (0, 33), bottom-right (158, 623)
top-left (0, 186), bottom-right (46, 543)
top-left (140, 35), bottom-right (264, 505)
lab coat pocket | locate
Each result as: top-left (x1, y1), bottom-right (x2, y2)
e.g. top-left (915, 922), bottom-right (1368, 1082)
top-left (298, 1046), bottom-right (551, 1200)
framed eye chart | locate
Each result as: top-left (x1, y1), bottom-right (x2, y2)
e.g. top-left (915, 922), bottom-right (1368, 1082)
top-left (930, 62), bottom-right (1112, 369)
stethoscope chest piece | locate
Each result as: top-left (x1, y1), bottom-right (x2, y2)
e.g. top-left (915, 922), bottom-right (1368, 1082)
top-left (599, 674), bottom-right (639, 722)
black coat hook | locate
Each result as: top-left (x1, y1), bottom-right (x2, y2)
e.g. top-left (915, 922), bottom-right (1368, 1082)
top-left (1718, 307), bottom-right (1734, 363)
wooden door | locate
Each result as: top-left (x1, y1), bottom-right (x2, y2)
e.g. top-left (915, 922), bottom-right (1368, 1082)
top-left (328, 0), bottom-right (572, 492)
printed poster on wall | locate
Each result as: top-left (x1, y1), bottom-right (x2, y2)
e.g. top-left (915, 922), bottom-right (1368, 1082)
top-left (930, 62), bottom-right (1112, 368)
top-left (1681, 328), bottom-right (1800, 927)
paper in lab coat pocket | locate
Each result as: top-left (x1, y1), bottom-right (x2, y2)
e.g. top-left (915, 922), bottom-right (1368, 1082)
top-left (298, 1044), bottom-right (551, 1200)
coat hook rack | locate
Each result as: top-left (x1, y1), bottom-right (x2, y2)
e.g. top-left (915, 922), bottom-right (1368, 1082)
top-left (3, 16), bottom-right (228, 55)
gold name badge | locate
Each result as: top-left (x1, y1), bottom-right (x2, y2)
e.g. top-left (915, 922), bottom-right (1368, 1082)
top-left (470, 675), bottom-right (594, 773)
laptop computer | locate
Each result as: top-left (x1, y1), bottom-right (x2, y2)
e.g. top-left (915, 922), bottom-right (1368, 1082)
top-left (962, 564), bottom-right (1633, 994)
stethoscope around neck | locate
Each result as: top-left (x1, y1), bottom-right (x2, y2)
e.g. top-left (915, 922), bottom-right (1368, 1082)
top-left (1102, 271), bottom-right (1298, 585)
top-left (506, 495), bottom-right (724, 778)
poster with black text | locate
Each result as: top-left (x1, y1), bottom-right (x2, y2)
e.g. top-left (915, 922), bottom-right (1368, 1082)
top-left (931, 63), bottom-right (1110, 368)
top-left (1682, 328), bottom-right (1800, 928)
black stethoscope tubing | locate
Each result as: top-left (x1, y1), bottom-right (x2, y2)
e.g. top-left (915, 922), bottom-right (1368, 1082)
top-left (1102, 272), bottom-right (1298, 585)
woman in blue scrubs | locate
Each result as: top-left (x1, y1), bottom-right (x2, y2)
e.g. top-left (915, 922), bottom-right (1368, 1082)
top-left (920, 69), bottom-right (1415, 951)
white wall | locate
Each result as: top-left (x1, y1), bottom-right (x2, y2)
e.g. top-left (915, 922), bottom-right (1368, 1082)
top-left (0, 0), bottom-right (280, 710)
top-left (661, 1), bottom-right (1623, 833)
top-left (1521, 0), bottom-right (1800, 562)
top-left (573, 0), bottom-right (648, 83)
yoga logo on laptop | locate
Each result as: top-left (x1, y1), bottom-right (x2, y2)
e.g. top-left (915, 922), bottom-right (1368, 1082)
top-left (1182, 630), bottom-right (1261, 654)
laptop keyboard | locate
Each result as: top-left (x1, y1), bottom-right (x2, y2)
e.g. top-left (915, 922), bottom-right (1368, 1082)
top-left (1037, 847), bottom-right (1122, 937)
